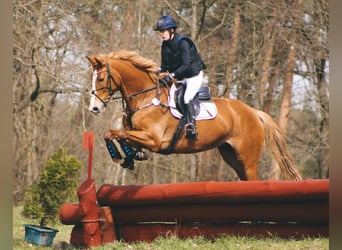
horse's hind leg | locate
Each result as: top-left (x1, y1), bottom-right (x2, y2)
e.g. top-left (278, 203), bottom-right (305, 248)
top-left (218, 143), bottom-right (258, 181)
top-left (218, 143), bottom-right (248, 180)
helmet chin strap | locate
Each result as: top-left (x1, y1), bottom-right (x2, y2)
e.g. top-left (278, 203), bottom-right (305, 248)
top-left (168, 29), bottom-right (175, 40)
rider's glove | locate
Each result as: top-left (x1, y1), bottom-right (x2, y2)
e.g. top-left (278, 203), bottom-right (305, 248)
top-left (155, 68), bottom-right (161, 75)
top-left (162, 73), bottom-right (175, 84)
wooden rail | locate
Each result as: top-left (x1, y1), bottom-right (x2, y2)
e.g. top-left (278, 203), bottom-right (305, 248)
top-left (97, 179), bottom-right (329, 242)
top-left (60, 179), bottom-right (329, 247)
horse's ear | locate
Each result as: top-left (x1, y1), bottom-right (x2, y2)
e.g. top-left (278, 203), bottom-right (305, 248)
top-left (86, 55), bottom-right (105, 69)
top-left (86, 55), bottom-right (96, 66)
top-left (94, 56), bottom-right (104, 68)
top-left (94, 57), bottom-right (104, 68)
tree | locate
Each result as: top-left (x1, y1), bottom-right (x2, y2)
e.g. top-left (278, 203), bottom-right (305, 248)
top-left (22, 147), bottom-right (82, 226)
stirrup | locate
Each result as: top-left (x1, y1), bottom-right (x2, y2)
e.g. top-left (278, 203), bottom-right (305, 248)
top-left (185, 123), bottom-right (197, 139)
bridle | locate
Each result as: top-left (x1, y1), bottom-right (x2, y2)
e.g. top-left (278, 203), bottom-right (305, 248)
top-left (91, 62), bottom-right (121, 107)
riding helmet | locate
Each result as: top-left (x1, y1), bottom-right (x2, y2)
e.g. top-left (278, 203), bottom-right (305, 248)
top-left (155, 16), bottom-right (177, 31)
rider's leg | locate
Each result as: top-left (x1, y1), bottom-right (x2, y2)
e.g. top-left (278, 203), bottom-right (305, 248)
top-left (185, 101), bottom-right (197, 139)
top-left (183, 71), bottom-right (203, 103)
top-left (183, 71), bottom-right (203, 139)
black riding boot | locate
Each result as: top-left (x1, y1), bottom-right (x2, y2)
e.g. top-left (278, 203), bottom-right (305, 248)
top-left (185, 102), bottom-right (197, 139)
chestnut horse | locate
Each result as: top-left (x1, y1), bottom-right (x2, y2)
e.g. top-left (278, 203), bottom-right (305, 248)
top-left (86, 50), bottom-right (301, 181)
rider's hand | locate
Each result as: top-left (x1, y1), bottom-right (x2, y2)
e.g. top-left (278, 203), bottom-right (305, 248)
top-left (155, 68), bottom-right (161, 75)
top-left (161, 73), bottom-right (175, 84)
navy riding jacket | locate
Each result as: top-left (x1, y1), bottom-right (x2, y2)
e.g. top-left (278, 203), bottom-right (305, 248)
top-left (160, 34), bottom-right (206, 80)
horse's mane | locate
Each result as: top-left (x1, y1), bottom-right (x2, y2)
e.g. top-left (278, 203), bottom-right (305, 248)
top-left (107, 50), bottom-right (159, 74)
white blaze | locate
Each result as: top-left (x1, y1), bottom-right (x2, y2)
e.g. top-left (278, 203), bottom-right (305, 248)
top-left (89, 69), bottom-right (101, 112)
top-left (89, 70), bottom-right (98, 108)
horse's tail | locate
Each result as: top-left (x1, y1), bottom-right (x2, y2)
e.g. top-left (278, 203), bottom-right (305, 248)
top-left (256, 110), bottom-right (302, 180)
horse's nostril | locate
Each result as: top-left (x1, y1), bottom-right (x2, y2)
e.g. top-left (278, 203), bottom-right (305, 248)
top-left (91, 107), bottom-right (100, 114)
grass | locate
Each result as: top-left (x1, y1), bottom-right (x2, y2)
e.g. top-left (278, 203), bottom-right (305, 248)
top-left (13, 206), bottom-right (328, 250)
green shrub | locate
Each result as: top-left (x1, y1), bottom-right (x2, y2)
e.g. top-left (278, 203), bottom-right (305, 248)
top-left (22, 147), bottom-right (83, 226)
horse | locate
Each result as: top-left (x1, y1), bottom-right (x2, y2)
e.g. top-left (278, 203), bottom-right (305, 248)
top-left (86, 50), bottom-right (302, 181)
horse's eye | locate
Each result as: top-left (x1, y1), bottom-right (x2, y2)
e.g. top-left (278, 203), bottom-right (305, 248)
top-left (99, 77), bottom-right (105, 82)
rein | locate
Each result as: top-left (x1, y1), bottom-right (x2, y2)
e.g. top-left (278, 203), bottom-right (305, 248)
top-left (125, 77), bottom-right (169, 128)
top-left (128, 86), bottom-right (157, 99)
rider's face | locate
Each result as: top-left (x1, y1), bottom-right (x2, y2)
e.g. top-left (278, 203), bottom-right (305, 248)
top-left (159, 29), bottom-right (172, 41)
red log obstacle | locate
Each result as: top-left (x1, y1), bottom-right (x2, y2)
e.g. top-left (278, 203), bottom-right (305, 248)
top-left (60, 179), bottom-right (328, 247)
top-left (59, 179), bottom-right (116, 247)
top-left (97, 179), bottom-right (328, 242)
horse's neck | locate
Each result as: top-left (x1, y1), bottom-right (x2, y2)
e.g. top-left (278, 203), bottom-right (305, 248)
top-left (115, 66), bottom-right (159, 106)
top-left (112, 62), bottom-right (154, 97)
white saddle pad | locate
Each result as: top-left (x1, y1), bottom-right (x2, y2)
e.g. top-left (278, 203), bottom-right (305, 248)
top-left (168, 84), bottom-right (217, 120)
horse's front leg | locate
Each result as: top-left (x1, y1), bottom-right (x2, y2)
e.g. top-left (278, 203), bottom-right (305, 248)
top-left (104, 129), bottom-right (161, 152)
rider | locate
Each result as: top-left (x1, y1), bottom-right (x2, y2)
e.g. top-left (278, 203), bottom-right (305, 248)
top-left (155, 15), bottom-right (206, 139)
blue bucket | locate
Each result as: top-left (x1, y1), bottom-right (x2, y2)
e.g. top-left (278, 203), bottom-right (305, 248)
top-left (24, 224), bottom-right (59, 246)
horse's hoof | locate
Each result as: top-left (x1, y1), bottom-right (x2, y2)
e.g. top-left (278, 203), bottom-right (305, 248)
top-left (135, 151), bottom-right (148, 161)
top-left (121, 156), bottom-right (135, 170)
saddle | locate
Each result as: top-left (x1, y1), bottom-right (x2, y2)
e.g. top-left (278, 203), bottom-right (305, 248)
top-left (169, 81), bottom-right (217, 120)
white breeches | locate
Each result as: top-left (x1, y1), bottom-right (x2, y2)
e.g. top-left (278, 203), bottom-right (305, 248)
top-left (183, 70), bottom-right (203, 104)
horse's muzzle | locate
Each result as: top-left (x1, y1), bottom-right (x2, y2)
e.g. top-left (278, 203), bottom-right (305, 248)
top-left (89, 106), bottom-right (101, 114)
